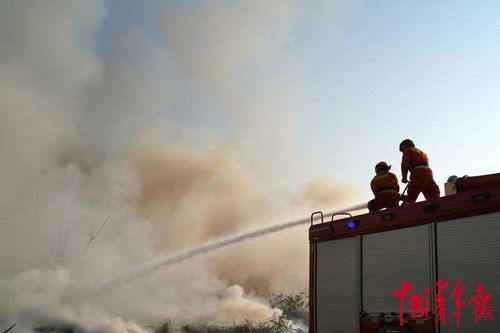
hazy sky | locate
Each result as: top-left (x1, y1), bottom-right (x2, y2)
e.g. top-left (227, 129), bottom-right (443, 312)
top-left (297, 0), bottom-right (500, 199)
top-left (95, 0), bottom-right (500, 201)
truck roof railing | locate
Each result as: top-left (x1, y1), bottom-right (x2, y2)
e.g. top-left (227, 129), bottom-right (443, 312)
top-left (310, 211), bottom-right (324, 226)
top-left (310, 211), bottom-right (353, 226)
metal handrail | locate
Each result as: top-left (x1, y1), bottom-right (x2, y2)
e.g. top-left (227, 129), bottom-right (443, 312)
top-left (310, 211), bottom-right (324, 226)
top-left (331, 212), bottom-right (352, 222)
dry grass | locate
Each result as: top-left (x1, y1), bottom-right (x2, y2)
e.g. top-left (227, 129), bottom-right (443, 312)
top-left (268, 290), bottom-right (308, 324)
top-left (34, 292), bottom-right (308, 333)
top-left (154, 315), bottom-right (304, 333)
top-left (153, 291), bottom-right (308, 333)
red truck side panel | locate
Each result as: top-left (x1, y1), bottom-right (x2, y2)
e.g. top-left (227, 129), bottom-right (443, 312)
top-left (309, 182), bottom-right (500, 333)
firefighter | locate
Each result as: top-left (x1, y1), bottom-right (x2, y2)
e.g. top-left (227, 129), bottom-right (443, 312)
top-left (399, 139), bottom-right (440, 203)
top-left (367, 161), bottom-right (401, 212)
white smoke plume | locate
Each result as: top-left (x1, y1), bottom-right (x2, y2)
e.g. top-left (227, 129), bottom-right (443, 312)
top-left (0, 1), bottom-right (358, 332)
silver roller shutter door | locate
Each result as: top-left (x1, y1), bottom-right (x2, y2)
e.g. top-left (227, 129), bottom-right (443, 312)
top-left (437, 211), bottom-right (500, 333)
top-left (316, 237), bottom-right (358, 333)
top-left (362, 224), bottom-right (432, 313)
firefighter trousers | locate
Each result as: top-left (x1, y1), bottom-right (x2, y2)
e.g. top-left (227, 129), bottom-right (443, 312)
top-left (368, 192), bottom-right (400, 212)
top-left (406, 168), bottom-right (440, 203)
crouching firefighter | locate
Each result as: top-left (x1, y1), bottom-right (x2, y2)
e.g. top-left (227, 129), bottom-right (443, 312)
top-left (368, 162), bottom-right (401, 212)
top-left (399, 139), bottom-right (440, 203)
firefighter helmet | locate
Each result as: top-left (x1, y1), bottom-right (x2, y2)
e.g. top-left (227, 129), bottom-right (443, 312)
top-left (399, 139), bottom-right (415, 152)
top-left (375, 161), bottom-right (391, 173)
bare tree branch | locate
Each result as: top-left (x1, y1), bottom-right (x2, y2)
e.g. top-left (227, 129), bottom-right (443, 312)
top-left (3, 323), bottom-right (16, 333)
top-left (84, 215), bottom-right (109, 252)
top-left (50, 229), bottom-right (68, 265)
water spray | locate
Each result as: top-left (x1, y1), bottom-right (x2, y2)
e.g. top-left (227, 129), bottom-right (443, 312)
top-left (100, 202), bottom-right (367, 290)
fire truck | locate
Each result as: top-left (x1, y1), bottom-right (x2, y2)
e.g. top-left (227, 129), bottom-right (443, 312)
top-left (308, 173), bottom-right (500, 333)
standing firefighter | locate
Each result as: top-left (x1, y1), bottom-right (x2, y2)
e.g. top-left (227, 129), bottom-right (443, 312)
top-left (368, 161), bottom-right (400, 212)
top-left (399, 139), bottom-right (440, 203)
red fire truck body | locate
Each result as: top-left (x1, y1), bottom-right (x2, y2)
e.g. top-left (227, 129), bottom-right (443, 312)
top-left (309, 175), bottom-right (500, 333)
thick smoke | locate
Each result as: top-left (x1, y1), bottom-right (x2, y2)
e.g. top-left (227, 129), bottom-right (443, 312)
top-left (294, 176), bottom-right (359, 210)
top-left (0, 1), bottom-right (357, 332)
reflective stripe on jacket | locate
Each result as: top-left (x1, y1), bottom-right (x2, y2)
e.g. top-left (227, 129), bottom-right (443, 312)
top-left (371, 172), bottom-right (400, 196)
top-left (401, 147), bottom-right (430, 175)
top-left (413, 164), bottom-right (429, 169)
top-left (376, 188), bottom-right (398, 194)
